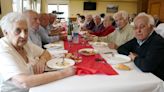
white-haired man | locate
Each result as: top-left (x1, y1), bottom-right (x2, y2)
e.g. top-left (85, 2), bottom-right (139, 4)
top-left (117, 13), bottom-right (164, 80)
top-left (23, 10), bottom-right (42, 47)
top-left (100, 10), bottom-right (134, 49)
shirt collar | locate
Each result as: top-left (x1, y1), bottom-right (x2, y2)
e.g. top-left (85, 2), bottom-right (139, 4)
top-left (137, 31), bottom-right (154, 46)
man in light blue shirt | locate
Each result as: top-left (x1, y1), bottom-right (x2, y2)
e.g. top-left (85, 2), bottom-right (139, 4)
top-left (29, 28), bottom-right (42, 47)
top-left (23, 10), bottom-right (42, 47)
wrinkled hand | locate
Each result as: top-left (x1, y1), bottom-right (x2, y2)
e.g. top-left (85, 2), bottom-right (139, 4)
top-left (33, 59), bottom-right (46, 74)
top-left (128, 52), bottom-right (138, 61)
top-left (108, 42), bottom-right (118, 49)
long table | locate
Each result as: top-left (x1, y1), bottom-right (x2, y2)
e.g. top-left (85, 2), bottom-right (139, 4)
top-left (29, 40), bottom-right (164, 92)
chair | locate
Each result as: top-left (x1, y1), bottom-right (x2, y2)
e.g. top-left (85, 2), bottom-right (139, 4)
top-left (155, 23), bottom-right (164, 38)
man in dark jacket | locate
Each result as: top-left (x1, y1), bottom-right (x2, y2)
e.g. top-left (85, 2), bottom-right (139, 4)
top-left (117, 13), bottom-right (164, 80)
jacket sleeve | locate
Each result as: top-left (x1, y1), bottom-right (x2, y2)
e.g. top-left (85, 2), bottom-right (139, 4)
top-left (134, 37), bottom-right (164, 72)
top-left (117, 38), bottom-right (136, 55)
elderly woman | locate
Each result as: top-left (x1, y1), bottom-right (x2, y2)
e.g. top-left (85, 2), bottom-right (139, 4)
top-left (0, 12), bottom-right (75, 92)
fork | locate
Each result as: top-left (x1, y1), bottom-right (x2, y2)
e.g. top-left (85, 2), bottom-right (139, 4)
top-left (103, 52), bottom-right (115, 56)
top-left (61, 57), bottom-right (65, 65)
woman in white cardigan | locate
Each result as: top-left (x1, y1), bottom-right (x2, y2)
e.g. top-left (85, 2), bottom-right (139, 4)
top-left (0, 12), bottom-right (75, 92)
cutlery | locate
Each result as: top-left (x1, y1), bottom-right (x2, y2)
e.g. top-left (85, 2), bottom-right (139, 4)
top-left (103, 52), bottom-right (113, 54)
top-left (62, 57), bottom-right (65, 65)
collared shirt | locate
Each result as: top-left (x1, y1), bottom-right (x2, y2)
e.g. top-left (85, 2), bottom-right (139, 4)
top-left (137, 31), bottom-right (154, 46)
top-left (29, 28), bottom-right (42, 47)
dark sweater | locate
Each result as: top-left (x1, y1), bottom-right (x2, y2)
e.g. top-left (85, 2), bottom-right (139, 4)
top-left (117, 31), bottom-right (164, 80)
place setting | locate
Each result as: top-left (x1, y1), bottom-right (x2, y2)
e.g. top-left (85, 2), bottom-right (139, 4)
top-left (46, 57), bottom-right (75, 70)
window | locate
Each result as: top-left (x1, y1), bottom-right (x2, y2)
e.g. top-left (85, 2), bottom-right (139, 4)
top-left (48, 4), bottom-right (68, 21)
top-left (12, 0), bottom-right (20, 12)
top-left (12, 0), bottom-right (41, 13)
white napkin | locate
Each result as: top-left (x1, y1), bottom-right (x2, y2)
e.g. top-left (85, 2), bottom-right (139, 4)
top-left (48, 49), bottom-right (68, 58)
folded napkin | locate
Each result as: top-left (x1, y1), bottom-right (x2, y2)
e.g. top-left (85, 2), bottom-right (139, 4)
top-left (75, 59), bottom-right (118, 75)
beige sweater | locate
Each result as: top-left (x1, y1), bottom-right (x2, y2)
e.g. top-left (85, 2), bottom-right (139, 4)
top-left (99, 24), bottom-right (134, 47)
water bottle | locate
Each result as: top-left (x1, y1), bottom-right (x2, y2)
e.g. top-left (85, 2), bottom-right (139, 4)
top-left (67, 20), bottom-right (73, 41)
top-left (72, 23), bottom-right (79, 44)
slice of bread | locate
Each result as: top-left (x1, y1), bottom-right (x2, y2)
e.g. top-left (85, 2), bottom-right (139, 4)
top-left (115, 64), bottom-right (131, 71)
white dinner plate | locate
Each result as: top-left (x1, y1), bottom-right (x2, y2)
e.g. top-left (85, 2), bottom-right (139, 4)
top-left (106, 54), bottom-right (131, 65)
top-left (47, 58), bottom-right (75, 69)
top-left (78, 48), bottom-right (98, 56)
top-left (89, 42), bottom-right (108, 47)
top-left (44, 43), bottom-right (62, 49)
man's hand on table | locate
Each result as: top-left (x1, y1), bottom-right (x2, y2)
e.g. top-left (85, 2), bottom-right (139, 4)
top-left (128, 52), bottom-right (138, 61)
top-left (108, 42), bottom-right (118, 49)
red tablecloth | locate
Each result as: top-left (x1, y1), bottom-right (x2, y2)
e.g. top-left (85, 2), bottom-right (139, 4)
top-left (64, 37), bottom-right (118, 75)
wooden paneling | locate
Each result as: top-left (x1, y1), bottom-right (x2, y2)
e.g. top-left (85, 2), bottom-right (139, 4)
top-left (149, 3), bottom-right (160, 15)
top-left (160, 1), bottom-right (164, 22)
top-left (148, 0), bottom-right (164, 22)
top-left (137, 0), bottom-right (148, 13)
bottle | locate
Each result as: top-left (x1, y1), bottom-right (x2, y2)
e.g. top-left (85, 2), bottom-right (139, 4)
top-left (72, 23), bottom-right (79, 44)
top-left (67, 20), bottom-right (73, 41)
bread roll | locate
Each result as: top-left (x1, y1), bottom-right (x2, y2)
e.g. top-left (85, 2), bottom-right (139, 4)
top-left (115, 64), bottom-right (131, 71)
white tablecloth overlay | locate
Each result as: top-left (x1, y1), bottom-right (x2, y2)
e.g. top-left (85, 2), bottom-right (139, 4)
top-left (30, 41), bottom-right (164, 92)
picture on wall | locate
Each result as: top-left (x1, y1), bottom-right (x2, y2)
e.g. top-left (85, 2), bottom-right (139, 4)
top-left (106, 4), bottom-right (118, 13)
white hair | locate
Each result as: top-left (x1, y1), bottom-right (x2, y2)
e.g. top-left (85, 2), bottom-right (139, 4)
top-left (113, 10), bottom-right (129, 20)
top-left (134, 12), bottom-right (155, 26)
top-left (93, 15), bottom-right (101, 19)
top-left (0, 12), bottom-right (27, 33)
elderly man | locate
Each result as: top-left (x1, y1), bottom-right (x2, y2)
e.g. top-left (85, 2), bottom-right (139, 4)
top-left (82, 14), bottom-right (95, 31)
top-left (48, 13), bottom-right (57, 29)
top-left (91, 15), bottom-right (104, 33)
top-left (117, 13), bottom-right (164, 80)
top-left (23, 10), bottom-right (42, 47)
top-left (38, 13), bottom-right (60, 45)
top-left (100, 10), bottom-right (134, 49)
